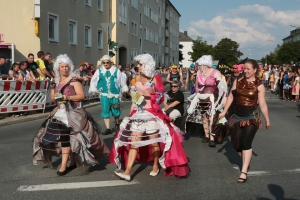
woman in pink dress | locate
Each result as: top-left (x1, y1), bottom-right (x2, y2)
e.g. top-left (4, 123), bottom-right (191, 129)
top-left (185, 55), bottom-right (227, 147)
top-left (110, 54), bottom-right (190, 181)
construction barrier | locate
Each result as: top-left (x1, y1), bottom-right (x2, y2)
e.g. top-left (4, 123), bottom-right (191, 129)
top-left (0, 79), bottom-right (99, 114)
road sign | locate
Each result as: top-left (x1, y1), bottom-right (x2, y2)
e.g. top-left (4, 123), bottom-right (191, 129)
top-left (100, 23), bottom-right (115, 37)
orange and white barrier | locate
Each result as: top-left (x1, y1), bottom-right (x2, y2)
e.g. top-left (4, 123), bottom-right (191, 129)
top-left (0, 79), bottom-right (99, 114)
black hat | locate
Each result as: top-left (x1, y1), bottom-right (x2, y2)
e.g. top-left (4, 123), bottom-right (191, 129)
top-left (0, 54), bottom-right (6, 59)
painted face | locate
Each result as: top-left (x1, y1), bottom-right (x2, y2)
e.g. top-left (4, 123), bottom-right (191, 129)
top-left (244, 62), bottom-right (257, 79)
top-left (58, 63), bottom-right (70, 76)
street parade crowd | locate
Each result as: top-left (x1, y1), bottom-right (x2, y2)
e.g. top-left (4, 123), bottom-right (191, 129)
top-left (3, 49), bottom-right (300, 182)
top-left (19, 52), bottom-right (273, 184)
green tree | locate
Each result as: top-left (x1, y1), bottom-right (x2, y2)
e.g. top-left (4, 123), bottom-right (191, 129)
top-left (188, 37), bottom-right (214, 62)
top-left (261, 44), bottom-right (281, 65)
top-left (213, 38), bottom-right (243, 66)
top-left (277, 41), bottom-right (300, 64)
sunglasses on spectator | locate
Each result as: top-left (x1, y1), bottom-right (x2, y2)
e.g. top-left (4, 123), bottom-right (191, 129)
top-left (171, 85), bottom-right (179, 88)
top-left (102, 62), bottom-right (110, 64)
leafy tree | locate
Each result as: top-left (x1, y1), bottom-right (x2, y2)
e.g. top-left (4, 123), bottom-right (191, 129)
top-left (213, 38), bottom-right (243, 66)
top-left (188, 37), bottom-right (214, 62)
top-left (261, 44), bottom-right (282, 65)
top-left (277, 41), bottom-right (300, 64)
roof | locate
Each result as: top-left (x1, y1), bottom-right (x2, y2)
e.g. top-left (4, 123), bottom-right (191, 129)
top-left (179, 32), bottom-right (194, 42)
top-left (167, 0), bottom-right (181, 17)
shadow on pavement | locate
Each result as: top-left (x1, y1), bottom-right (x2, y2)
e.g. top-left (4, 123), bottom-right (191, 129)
top-left (256, 184), bottom-right (298, 200)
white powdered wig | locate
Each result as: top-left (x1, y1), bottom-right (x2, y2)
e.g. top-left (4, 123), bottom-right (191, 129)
top-left (96, 55), bottom-right (111, 68)
top-left (53, 54), bottom-right (75, 84)
top-left (134, 53), bottom-right (156, 78)
top-left (196, 55), bottom-right (213, 67)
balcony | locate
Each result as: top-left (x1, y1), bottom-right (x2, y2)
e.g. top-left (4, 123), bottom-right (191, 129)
top-left (165, 30), bottom-right (169, 37)
top-left (165, 47), bottom-right (169, 54)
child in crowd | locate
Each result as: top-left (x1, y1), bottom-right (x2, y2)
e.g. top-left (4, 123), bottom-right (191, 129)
top-left (283, 80), bottom-right (292, 101)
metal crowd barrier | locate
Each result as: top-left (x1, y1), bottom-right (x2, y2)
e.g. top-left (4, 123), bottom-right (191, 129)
top-left (0, 79), bottom-right (99, 114)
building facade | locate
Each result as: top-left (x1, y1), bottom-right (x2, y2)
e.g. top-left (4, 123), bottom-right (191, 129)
top-left (111, 0), bottom-right (180, 67)
top-left (0, 0), bottom-right (180, 68)
top-left (0, 0), bottom-right (109, 66)
top-left (282, 28), bottom-right (300, 43)
top-left (179, 31), bottom-right (193, 68)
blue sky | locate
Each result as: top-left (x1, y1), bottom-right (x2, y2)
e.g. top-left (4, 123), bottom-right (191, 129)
top-left (171, 0), bottom-right (300, 61)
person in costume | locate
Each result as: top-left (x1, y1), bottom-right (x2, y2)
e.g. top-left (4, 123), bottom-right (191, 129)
top-left (89, 55), bottom-right (128, 135)
top-left (185, 55), bottom-right (227, 147)
top-left (33, 54), bottom-right (109, 176)
top-left (219, 59), bottom-right (270, 183)
top-left (110, 54), bottom-right (190, 181)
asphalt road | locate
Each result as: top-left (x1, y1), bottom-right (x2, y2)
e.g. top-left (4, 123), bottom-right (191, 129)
top-left (0, 89), bottom-right (300, 200)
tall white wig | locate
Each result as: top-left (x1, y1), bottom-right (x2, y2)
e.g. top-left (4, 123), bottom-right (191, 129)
top-left (134, 53), bottom-right (156, 78)
top-left (196, 55), bottom-right (213, 67)
top-left (53, 54), bottom-right (75, 84)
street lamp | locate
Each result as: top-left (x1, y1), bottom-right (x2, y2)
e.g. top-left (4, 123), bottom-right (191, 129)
top-left (290, 25), bottom-right (300, 29)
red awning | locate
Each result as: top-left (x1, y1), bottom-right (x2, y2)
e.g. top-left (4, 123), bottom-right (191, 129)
top-left (0, 43), bottom-right (12, 48)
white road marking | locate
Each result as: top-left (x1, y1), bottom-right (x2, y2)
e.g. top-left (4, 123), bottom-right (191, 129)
top-left (18, 180), bottom-right (139, 192)
top-left (283, 168), bottom-right (300, 173)
top-left (233, 167), bottom-right (270, 176)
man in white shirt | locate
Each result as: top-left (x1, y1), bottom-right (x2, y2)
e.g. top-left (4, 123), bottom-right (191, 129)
top-left (89, 55), bottom-right (128, 135)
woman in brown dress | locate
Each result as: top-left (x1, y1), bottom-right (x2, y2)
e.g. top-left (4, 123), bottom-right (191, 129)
top-left (219, 59), bottom-right (270, 183)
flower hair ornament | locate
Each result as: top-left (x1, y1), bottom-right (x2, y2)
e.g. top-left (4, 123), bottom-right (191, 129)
top-left (134, 54), bottom-right (156, 78)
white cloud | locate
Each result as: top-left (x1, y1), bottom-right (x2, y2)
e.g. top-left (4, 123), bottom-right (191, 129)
top-left (187, 4), bottom-right (300, 59)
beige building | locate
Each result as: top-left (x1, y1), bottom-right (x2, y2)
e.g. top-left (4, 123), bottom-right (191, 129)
top-left (0, 0), bottom-right (109, 66)
top-left (0, 0), bottom-right (180, 68)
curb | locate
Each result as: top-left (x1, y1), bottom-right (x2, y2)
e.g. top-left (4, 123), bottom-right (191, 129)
top-left (0, 102), bottom-right (100, 127)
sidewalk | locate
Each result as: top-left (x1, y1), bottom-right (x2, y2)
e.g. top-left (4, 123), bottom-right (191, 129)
top-left (0, 101), bottom-right (100, 127)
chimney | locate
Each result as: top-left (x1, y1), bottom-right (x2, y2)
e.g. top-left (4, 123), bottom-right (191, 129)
top-left (184, 31), bottom-right (188, 36)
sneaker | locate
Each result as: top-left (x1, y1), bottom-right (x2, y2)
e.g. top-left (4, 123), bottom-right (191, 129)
top-left (102, 129), bottom-right (112, 135)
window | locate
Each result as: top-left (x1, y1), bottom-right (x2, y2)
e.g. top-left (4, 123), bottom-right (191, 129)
top-left (131, 49), bottom-right (137, 62)
top-left (85, 0), bottom-right (91, 7)
top-left (97, 29), bottom-right (103, 49)
top-left (139, 12), bottom-right (143, 24)
top-left (119, 1), bottom-right (127, 24)
top-left (69, 20), bottom-right (77, 45)
top-left (140, 0), bottom-right (143, 4)
top-left (48, 13), bottom-right (59, 42)
top-left (131, 21), bottom-right (137, 36)
top-left (131, 0), bottom-right (138, 10)
top-left (139, 38), bottom-right (142, 53)
top-left (97, 0), bottom-right (103, 12)
top-left (84, 25), bottom-right (92, 47)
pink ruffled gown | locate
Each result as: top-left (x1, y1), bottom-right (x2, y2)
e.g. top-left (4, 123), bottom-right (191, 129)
top-left (109, 75), bottom-right (190, 177)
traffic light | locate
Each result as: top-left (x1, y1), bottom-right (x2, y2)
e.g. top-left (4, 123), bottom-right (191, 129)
top-left (109, 50), bottom-right (115, 57)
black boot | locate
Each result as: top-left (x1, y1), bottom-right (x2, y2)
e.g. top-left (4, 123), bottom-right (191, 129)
top-left (102, 129), bottom-right (112, 135)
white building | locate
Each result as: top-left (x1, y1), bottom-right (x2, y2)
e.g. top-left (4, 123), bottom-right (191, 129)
top-left (282, 28), bottom-right (300, 43)
top-left (179, 31), bottom-right (193, 68)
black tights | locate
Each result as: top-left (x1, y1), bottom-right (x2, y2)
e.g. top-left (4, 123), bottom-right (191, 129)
top-left (236, 125), bottom-right (257, 152)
